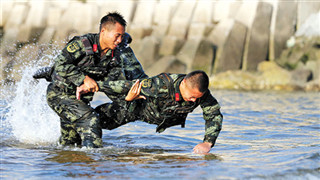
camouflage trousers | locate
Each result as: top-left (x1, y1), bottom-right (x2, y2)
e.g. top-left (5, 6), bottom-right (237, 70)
top-left (95, 102), bottom-right (138, 130)
top-left (47, 83), bottom-right (102, 148)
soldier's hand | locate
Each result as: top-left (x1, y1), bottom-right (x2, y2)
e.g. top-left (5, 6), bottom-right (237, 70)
top-left (125, 80), bottom-right (146, 101)
top-left (76, 84), bottom-right (89, 100)
top-left (193, 142), bottom-right (212, 154)
top-left (84, 75), bottom-right (99, 92)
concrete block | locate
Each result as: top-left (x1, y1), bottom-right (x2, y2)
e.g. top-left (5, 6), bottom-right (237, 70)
top-left (2, 27), bottom-right (20, 52)
top-left (177, 38), bottom-right (202, 71)
top-left (176, 38), bottom-right (215, 74)
top-left (272, 1), bottom-right (297, 59)
top-left (297, 2), bottom-right (320, 29)
top-left (128, 25), bottom-right (152, 40)
top-left (244, 2), bottom-right (273, 71)
top-left (97, 0), bottom-right (135, 27)
top-left (212, 1), bottom-right (233, 23)
top-left (208, 19), bottom-right (247, 73)
top-left (192, 0), bottom-right (214, 24)
top-left (151, 23), bottom-right (170, 38)
top-left (159, 36), bottom-right (184, 56)
top-left (73, 3), bottom-right (97, 34)
top-left (153, 1), bottom-right (176, 25)
top-left (25, 1), bottom-right (49, 28)
top-left (191, 39), bottom-right (216, 74)
top-left (0, 1), bottom-right (14, 27)
top-left (235, 1), bottom-right (258, 28)
top-left (187, 23), bottom-right (207, 39)
top-left (167, 0), bottom-right (197, 39)
top-left (135, 36), bottom-right (160, 69)
top-left (145, 56), bottom-right (186, 76)
top-left (132, 1), bottom-right (156, 27)
top-left (4, 4), bottom-right (29, 31)
top-left (17, 25), bottom-right (44, 43)
top-left (47, 7), bottom-right (63, 27)
top-left (38, 27), bottom-right (56, 45)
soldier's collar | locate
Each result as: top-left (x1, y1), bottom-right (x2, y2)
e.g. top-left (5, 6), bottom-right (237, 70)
top-left (174, 77), bottom-right (184, 102)
top-left (94, 34), bottom-right (100, 54)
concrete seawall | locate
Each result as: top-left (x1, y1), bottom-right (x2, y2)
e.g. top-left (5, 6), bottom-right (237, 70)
top-left (1, 0), bottom-right (319, 91)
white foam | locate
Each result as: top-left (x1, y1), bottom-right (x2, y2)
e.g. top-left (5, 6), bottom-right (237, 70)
top-left (4, 62), bottom-right (60, 145)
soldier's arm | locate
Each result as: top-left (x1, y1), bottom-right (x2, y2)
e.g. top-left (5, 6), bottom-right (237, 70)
top-left (96, 79), bottom-right (134, 95)
top-left (200, 92), bottom-right (223, 147)
top-left (54, 38), bottom-right (87, 87)
top-left (96, 75), bottom-right (162, 98)
top-left (120, 46), bottom-right (148, 80)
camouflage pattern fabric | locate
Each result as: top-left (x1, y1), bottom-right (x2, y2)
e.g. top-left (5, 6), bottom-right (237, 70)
top-left (97, 73), bottom-right (223, 147)
top-left (47, 83), bottom-right (102, 147)
top-left (47, 33), bottom-right (147, 148)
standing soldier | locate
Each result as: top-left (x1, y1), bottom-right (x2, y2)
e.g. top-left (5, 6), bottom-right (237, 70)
top-left (39, 12), bottom-right (147, 148)
top-left (81, 70), bottom-right (223, 153)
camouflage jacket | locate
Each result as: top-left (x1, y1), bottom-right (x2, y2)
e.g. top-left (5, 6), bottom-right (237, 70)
top-left (52, 33), bottom-right (147, 102)
top-left (101, 73), bottom-right (223, 147)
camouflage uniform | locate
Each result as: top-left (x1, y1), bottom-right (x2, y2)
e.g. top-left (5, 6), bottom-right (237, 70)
top-left (96, 73), bottom-right (223, 147)
top-left (46, 33), bottom-right (147, 148)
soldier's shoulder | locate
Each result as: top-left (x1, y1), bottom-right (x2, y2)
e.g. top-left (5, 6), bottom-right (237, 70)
top-left (169, 73), bottom-right (185, 81)
top-left (65, 36), bottom-right (85, 54)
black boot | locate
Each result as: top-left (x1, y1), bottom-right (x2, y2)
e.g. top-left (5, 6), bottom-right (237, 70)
top-left (33, 66), bottom-right (53, 82)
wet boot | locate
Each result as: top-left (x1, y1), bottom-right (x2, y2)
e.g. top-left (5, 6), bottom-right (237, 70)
top-left (33, 66), bottom-right (53, 82)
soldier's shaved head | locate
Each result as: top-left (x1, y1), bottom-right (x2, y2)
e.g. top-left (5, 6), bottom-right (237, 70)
top-left (184, 70), bottom-right (209, 93)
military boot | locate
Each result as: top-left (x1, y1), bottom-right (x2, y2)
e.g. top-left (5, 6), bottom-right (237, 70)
top-left (33, 66), bottom-right (53, 82)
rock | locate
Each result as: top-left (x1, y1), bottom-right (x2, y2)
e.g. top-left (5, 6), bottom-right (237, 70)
top-left (208, 19), bottom-right (247, 73)
top-left (145, 56), bottom-right (186, 76)
top-left (305, 60), bottom-right (320, 81)
top-left (305, 80), bottom-right (320, 91)
top-left (275, 37), bottom-right (320, 71)
top-left (291, 68), bottom-right (313, 86)
top-left (257, 61), bottom-right (294, 90)
top-left (244, 2), bottom-right (273, 71)
top-left (211, 70), bottom-right (258, 90)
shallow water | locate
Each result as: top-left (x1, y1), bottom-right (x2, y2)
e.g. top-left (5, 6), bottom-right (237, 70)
top-left (1, 66), bottom-right (319, 179)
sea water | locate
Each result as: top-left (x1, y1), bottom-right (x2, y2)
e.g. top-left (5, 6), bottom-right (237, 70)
top-left (1, 62), bottom-right (319, 180)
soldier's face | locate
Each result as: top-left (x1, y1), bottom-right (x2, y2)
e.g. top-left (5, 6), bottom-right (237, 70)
top-left (100, 22), bottom-right (125, 51)
top-left (180, 79), bottom-right (204, 102)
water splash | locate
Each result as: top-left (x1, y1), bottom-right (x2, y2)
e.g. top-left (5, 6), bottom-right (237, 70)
top-left (2, 51), bottom-right (60, 145)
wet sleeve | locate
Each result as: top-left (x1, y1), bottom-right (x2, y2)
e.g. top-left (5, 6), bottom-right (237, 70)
top-left (200, 92), bottom-right (223, 147)
top-left (96, 79), bottom-right (135, 96)
top-left (53, 39), bottom-right (86, 87)
top-left (120, 46), bottom-right (148, 80)
top-left (96, 75), bottom-right (163, 98)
